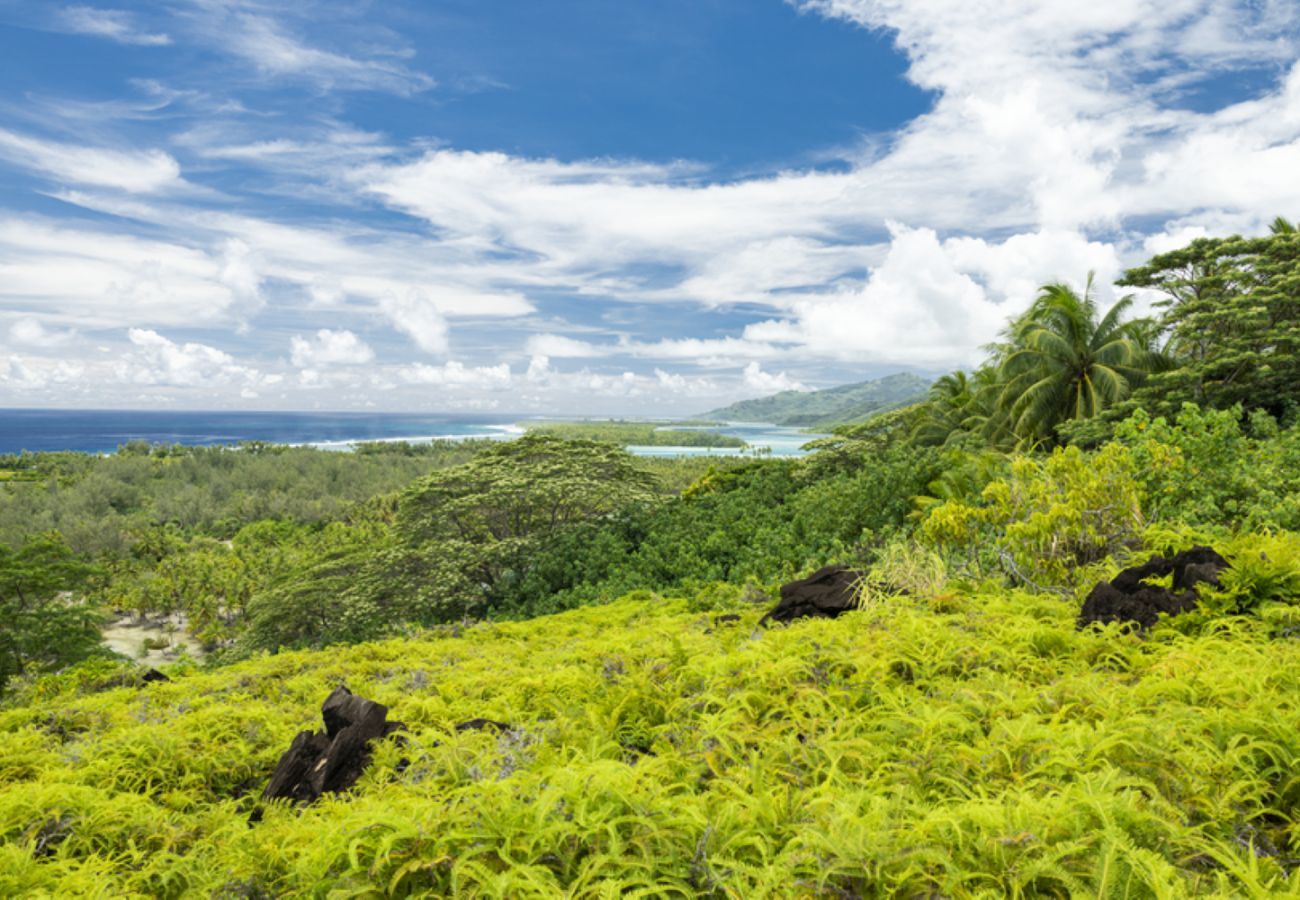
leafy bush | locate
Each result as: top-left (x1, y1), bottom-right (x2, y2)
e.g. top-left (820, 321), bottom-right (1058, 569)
top-left (922, 443), bottom-right (1144, 588)
top-left (1114, 404), bottom-right (1300, 531)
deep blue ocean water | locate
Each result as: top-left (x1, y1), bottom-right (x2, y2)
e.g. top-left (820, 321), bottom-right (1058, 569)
top-left (0, 409), bottom-right (823, 457)
top-left (0, 409), bottom-right (522, 455)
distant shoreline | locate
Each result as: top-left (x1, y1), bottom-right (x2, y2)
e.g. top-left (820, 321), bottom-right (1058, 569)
top-left (0, 409), bottom-right (826, 458)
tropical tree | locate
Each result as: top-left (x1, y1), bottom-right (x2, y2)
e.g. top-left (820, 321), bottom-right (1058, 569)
top-left (1118, 221), bottom-right (1300, 418)
top-left (0, 534), bottom-right (103, 694)
top-left (993, 275), bottom-right (1159, 447)
top-left (911, 371), bottom-right (977, 446)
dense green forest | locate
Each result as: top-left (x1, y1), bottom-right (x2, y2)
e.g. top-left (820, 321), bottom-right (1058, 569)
top-left (3, 221), bottom-right (1300, 894)
top-left (522, 420), bottom-right (746, 448)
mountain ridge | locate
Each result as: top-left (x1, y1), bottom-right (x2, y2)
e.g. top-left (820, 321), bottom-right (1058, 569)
top-left (700, 372), bottom-right (930, 427)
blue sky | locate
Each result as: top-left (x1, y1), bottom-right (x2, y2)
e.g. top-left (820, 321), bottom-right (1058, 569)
top-left (0, 0), bottom-right (1297, 412)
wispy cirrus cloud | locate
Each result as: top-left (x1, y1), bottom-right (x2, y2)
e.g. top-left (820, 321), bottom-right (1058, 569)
top-left (0, 128), bottom-right (182, 193)
top-left (59, 5), bottom-right (171, 46)
top-left (180, 1), bottom-right (434, 95)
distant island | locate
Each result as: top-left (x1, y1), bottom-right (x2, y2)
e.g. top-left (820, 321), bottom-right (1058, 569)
top-left (699, 372), bottom-right (930, 428)
top-left (523, 419), bottom-right (745, 448)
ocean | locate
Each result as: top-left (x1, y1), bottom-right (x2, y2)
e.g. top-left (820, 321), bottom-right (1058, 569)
top-left (0, 409), bottom-right (823, 457)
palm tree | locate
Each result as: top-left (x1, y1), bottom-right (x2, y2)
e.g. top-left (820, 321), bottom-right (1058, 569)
top-left (911, 370), bottom-right (975, 446)
top-left (995, 274), bottom-right (1158, 447)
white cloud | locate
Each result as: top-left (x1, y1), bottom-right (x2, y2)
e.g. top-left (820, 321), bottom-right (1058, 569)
top-left (744, 224), bottom-right (1034, 367)
top-left (399, 361), bottom-right (512, 389)
top-left (289, 329), bottom-right (374, 367)
top-left (0, 218), bottom-right (254, 328)
top-left (0, 128), bottom-right (181, 193)
top-left (8, 317), bottom-right (77, 348)
top-left (119, 328), bottom-right (260, 387)
top-left (60, 6), bottom-right (171, 46)
top-left (379, 291), bottom-right (450, 355)
top-left (525, 333), bottom-right (607, 358)
top-left (189, 5), bottom-right (433, 95)
top-left (742, 362), bottom-right (807, 394)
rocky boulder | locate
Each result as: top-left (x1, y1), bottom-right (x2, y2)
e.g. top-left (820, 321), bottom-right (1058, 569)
top-left (1078, 546), bottom-right (1230, 630)
top-left (261, 686), bottom-right (405, 806)
top-left (760, 565), bottom-right (863, 626)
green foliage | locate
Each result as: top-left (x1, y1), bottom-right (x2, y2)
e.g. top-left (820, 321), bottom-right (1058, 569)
top-left (5, 587), bottom-right (1300, 895)
top-left (913, 221), bottom-right (1300, 451)
top-left (922, 444), bottom-right (1144, 588)
top-left (1118, 225), bottom-right (1300, 418)
top-left (0, 535), bottom-right (104, 695)
top-left (994, 276), bottom-right (1160, 447)
top-left (1113, 404), bottom-right (1300, 531)
top-left (0, 440), bottom-right (491, 556)
top-left (525, 420), bottom-right (746, 448)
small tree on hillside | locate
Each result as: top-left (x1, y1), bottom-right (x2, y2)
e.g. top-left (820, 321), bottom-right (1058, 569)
top-left (0, 535), bottom-right (103, 695)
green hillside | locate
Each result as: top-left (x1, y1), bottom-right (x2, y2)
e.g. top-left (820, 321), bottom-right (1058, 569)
top-left (5, 577), bottom-right (1300, 896)
top-left (700, 372), bottom-right (930, 427)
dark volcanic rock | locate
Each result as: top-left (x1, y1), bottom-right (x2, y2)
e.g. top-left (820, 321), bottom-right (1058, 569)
top-left (760, 565), bottom-right (863, 626)
top-left (1078, 546), bottom-right (1229, 630)
top-left (261, 686), bottom-right (405, 806)
top-left (141, 668), bottom-right (170, 683)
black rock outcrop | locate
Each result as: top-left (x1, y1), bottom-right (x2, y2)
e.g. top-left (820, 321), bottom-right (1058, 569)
top-left (261, 686), bottom-right (405, 805)
top-left (1078, 546), bottom-right (1229, 630)
top-left (760, 565), bottom-right (863, 626)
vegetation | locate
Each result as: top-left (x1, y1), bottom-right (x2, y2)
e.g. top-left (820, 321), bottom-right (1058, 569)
top-left (701, 372), bottom-right (929, 428)
top-left (4, 571), bottom-right (1300, 896)
top-left (993, 277), bottom-right (1161, 448)
top-left (1115, 216), bottom-right (1300, 420)
top-left (524, 420), bottom-right (746, 448)
top-left (0, 439), bottom-right (490, 557)
top-left (0, 536), bottom-right (104, 695)
top-left (1, 221), bottom-right (1299, 893)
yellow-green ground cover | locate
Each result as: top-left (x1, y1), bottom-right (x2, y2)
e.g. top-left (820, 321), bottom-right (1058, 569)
top-left (3, 586), bottom-right (1299, 897)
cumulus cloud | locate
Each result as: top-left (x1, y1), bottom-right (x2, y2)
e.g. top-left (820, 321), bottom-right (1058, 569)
top-left (380, 292), bottom-right (450, 355)
top-left (118, 328), bottom-right (261, 387)
top-left (8, 317), bottom-right (77, 348)
top-left (742, 362), bottom-right (807, 394)
top-left (399, 360), bottom-right (512, 389)
top-left (289, 329), bottom-right (374, 367)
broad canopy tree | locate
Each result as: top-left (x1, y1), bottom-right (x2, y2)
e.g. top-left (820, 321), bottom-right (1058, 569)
top-left (396, 433), bottom-right (660, 608)
top-left (243, 434), bottom-right (661, 650)
top-left (1118, 221), bottom-right (1300, 418)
